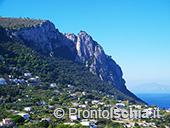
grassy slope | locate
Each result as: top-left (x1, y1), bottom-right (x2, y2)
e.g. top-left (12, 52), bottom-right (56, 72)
top-left (0, 17), bottom-right (45, 30)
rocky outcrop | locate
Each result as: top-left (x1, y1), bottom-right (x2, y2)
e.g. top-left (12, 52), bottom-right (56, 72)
top-left (12, 21), bottom-right (76, 58)
top-left (13, 21), bottom-right (59, 52)
top-left (73, 31), bottom-right (126, 91)
top-left (10, 20), bottom-right (130, 95)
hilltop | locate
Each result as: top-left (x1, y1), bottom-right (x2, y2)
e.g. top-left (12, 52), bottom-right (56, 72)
top-left (0, 17), bottom-right (45, 30)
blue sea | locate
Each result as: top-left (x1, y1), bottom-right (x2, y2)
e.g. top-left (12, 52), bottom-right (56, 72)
top-left (135, 93), bottom-right (170, 109)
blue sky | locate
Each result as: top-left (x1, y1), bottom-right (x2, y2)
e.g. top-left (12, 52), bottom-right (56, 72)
top-left (0, 0), bottom-right (170, 88)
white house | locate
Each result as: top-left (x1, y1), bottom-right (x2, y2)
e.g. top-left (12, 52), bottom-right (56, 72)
top-left (64, 122), bottom-right (76, 125)
top-left (17, 113), bottom-right (29, 120)
top-left (129, 105), bottom-right (142, 109)
top-left (166, 109), bottom-right (170, 113)
top-left (24, 73), bottom-right (32, 77)
top-left (70, 115), bottom-right (78, 121)
top-left (85, 101), bottom-right (88, 105)
top-left (50, 83), bottom-right (57, 88)
top-left (24, 107), bottom-right (32, 111)
top-left (13, 110), bottom-right (20, 114)
top-left (126, 124), bottom-right (133, 128)
top-left (29, 77), bottom-right (38, 81)
top-left (30, 120), bottom-right (37, 123)
top-left (9, 67), bottom-right (18, 70)
top-left (98, 102), bottom-right (105, 105)
top-left (104, 105), bottom-right (111, 107)
top-left (48, 106), bottom-right (54, 109)
top-left (82, 91), bottom-right (87, 95)
top-left (9, 79), bottom-right (18, 83)
top-left (92, 100), bottom-right (99, 104)
top-left (35, 76), bottom-right (39, 79)
top-left (116, 103), bottom-right (125, 108)
top-left (38, 101), bottom-right (47, 105)
top-left (41, 118), bottom-right (51, 122)
top-left (0, 78), bottom-right (6, 85)
top-left (26, 95), bottom-right (32, 98)
top-left (79, 104), bottom-right (86, 108)
top-left (54, 90), bottom-right (60, 93)
top-left (18, 99), bottom-right (23, 101)
top-left (72, 103), bottom-right (79, 107)
top-left (8, 75), bottom-right (14, 79)
top-left (0, 118), bottom-right (15, 127)
top-left (68, 84), bottom-right (73, 88)
top-left (134, 105), bottom-right (142, 109)
top-left (71, 94), bottom-right (78, 99)
top-left (81, 121), bottom-right (91, 126)
top-left (148, 108), bottom-right (153, 111)
top-left (90, 119), bottom-right (98, 124)
top-left (18, 79), bottom-right (26, 84)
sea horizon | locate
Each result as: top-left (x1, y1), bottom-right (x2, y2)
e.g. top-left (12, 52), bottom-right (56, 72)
top-left (135, 92), bottom-right (170, 109)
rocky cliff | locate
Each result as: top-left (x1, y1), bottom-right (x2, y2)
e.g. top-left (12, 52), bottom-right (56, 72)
top-left (6, 19), bottom-right (134, 97)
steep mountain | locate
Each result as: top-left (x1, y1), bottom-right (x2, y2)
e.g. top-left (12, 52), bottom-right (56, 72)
top-left (0, 17), bottom-right (144, 103)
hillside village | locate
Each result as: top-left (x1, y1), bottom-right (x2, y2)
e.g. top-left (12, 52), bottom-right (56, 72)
top-left (0, 56), bottom-right (170, 128)
top-left (0, 17), bottom-right (170, 128)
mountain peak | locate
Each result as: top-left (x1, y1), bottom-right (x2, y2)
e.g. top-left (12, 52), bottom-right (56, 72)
top-left (79, 30), bottom-right (88, 34)
top-left (78, 31), bottom-right (93, 43)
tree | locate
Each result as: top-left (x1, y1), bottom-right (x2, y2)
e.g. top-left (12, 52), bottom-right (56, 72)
top-left (134, 122), bottom-right (140, 128)
top-left (7, 115), bottom-right (25, 123)
top-left (38, 120), bottom-right (49, 128)
top-left (165, 113), bottom-right (170, 125)
top-left (32, 97), bottom-right (40, 104)
top-left (159, 125), bottom-right (166, 128)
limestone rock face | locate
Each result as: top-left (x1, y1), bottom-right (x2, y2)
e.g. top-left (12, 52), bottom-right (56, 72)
top-left (75, 31), bottom-right (97, 63)
top-left (11, 20), bottom-right (127, 92)
top-left (12, 21), bottom-right (75, 56)
top-left (74, 31), bottom-right (126, 90)
top-left (13, 21), bottom-right (58, 52)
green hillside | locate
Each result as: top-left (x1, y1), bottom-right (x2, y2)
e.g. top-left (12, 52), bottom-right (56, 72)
top-left (0, 25), bottom-right (143, 104)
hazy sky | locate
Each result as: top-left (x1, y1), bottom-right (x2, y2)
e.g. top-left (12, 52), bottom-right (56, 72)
top-left (0, 0), bottom-right (170, 88)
